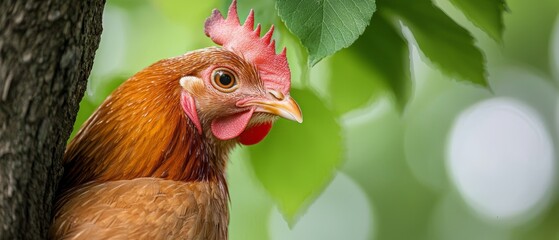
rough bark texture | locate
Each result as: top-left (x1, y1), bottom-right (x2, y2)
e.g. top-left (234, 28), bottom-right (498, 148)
top-left (0, 0), bottom-right (105, 239)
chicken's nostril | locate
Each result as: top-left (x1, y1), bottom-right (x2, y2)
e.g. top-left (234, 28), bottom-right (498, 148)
top-left (268, 89), bottom-right (285, 100)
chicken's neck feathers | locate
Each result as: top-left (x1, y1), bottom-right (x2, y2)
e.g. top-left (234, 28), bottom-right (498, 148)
top-left (60, 54), bottom-right (235, 195)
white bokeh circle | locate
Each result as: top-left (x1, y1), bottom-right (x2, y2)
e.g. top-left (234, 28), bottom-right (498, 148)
top-left (447, 98), bottom-right (555, 223)
top-left (268, 173), bottom-right (373, 240)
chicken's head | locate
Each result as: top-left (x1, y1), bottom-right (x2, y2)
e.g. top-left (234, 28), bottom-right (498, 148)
top-left (179, 0), bottom-right (302, 146)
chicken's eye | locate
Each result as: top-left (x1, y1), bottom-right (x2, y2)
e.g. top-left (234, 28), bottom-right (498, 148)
top-left (212, 69), bottom-right (237, 92)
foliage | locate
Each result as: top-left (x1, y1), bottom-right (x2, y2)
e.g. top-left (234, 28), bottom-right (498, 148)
top-left (276, 0), bottom-right (376, 66)
top-left (260, 0), bottom-right (504, 222)
top-left (448, 0), bottom-right (507, 41)
top-left (249, 89), bottom-right (342, 223)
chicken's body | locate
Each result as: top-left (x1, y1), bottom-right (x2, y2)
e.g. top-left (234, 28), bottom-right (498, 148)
top-left (50, 2), bottom-right (302, 239)
top-left (52, 179), bottom-right (228, 239)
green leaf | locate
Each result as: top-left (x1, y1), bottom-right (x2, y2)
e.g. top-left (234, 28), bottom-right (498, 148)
top-left (247, 89), bottom-right (342, 223)
top-left (447, 0), bottom-right (507, 41)
top-left (380, 0), bottom-right (487, 86)
top-left (348, 13), bottom-right (411, 111)
top-left (277, 0), bottom-right (376, 66)
top-left (328, 49), bottom-right (383, 115)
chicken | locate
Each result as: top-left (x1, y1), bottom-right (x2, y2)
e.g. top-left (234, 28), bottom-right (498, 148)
top-left (49, 1), bottom-right (302, 239)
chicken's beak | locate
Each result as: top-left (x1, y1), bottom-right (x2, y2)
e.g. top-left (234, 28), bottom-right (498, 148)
top-left (238, 95), bottom-right (303, 123)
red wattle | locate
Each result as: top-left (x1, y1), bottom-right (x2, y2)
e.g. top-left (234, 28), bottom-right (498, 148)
top-left (239, 122), bottom-right (272, 145)
top-left (211, 109), bottom-right (254, 141)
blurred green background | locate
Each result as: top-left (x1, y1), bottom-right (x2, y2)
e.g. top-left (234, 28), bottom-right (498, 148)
top-left (72, 0), bottom-right (559, 239)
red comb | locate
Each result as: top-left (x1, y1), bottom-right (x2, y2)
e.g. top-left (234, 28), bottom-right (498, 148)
top-left (204, 0), bottom-right (290, 94)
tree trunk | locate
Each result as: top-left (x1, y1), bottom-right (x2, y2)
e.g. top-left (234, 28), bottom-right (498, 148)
top-left (0, 0), bottom-right (105, 239)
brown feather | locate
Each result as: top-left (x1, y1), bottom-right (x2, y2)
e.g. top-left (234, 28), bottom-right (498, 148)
top-left (51, 178), bottom-right (228, 239)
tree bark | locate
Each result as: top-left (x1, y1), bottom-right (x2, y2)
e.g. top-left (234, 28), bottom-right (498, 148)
top-left (0, 0), bottom-right (105, 239)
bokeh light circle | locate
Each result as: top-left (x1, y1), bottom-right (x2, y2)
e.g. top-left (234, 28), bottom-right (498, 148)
top-left (268, 172), bottom-right (373, 240)
top-left (447, 98), bottom-right (555, 223)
